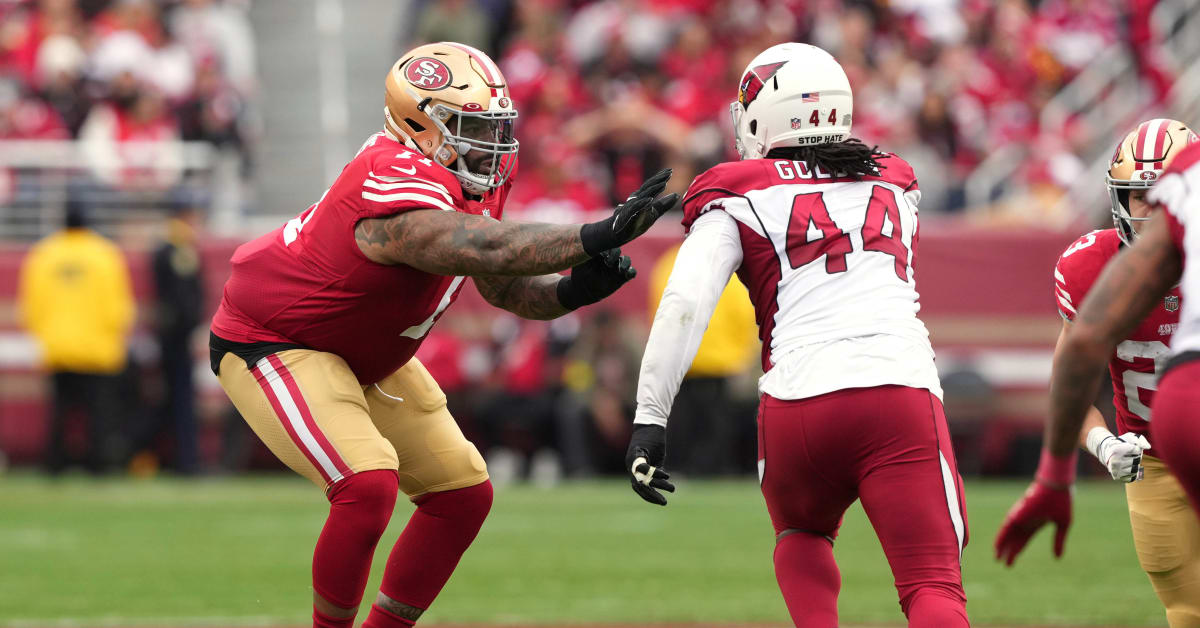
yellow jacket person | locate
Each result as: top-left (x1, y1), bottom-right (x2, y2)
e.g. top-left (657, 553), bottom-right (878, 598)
top-left (18, 209), bottom-right (134, 374)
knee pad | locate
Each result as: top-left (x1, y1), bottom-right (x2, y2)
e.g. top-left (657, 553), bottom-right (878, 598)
top-left (328, 469), bottom-right (400, 536)
top-left (417, 479), bottom-right (493, 526)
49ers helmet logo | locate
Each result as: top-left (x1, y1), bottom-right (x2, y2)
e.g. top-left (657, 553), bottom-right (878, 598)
top-left (404, 57), bottom-right (452, 90)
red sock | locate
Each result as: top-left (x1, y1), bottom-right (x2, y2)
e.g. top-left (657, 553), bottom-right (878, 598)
top-left (313, 609), bottom-right (355, 628)
top-left (363, 480), bottom-right (493, 627)
top-left (774, 532), bottom-right (840, 628)
top-left (311, 470), bottom-right (399, 618)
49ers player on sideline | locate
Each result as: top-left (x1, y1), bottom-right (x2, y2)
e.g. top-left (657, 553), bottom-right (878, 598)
top-left (996, 120), bottom-right (1200, 626)
top-left (624, 43), bottom-right (968, 627)
top-left (209, 42), bottom-right (676, 628)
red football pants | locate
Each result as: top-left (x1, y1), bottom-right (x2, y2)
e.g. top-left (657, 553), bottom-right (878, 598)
top-left (1150, 360), bottom-right (1200, 514)
top-left (758, 385), bottom-right (969, 627)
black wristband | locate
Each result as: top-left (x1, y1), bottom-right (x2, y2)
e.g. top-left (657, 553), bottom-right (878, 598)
top-left (555, 276), bottom-right (588, 311)
top-left (579, 219), bottom-right (615, 257)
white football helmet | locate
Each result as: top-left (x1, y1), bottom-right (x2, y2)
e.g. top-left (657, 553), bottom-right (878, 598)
top-left (730, 43), bottom-right (853, 160)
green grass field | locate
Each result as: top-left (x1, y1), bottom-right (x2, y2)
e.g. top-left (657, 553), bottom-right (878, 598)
top-left (0, 474), bottom-right (1166, 627)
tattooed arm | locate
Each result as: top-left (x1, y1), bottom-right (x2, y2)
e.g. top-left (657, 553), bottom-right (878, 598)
top-left (474, 275), bottom-right (569, 320)
top-left (1047, 212), bottom-right (1182, 456)
top-left (355, 210), bottom-right (590, 276)
top-left (354, 169), bottom-right (677, 276)
top-left (474, 249), bottom-right (639, 320)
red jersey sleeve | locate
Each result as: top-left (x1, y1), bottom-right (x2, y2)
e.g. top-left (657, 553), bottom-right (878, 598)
top-left (871, 153), bottom-right (919, 193)
top-left (1053, 229), bottom-right (1116, 321)
top-left (357, 147), bottom-right (465, 219)
top-left (681, 161), bottom-right (769, 231)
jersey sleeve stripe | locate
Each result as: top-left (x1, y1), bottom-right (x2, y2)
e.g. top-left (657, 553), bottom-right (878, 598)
top-left (363, 178), bottom-right (455, 203)
top-left (1053, 268), bottom-right (1066, 283)
top-left (366, 171), bottom-right (452, 192)
top-left (1056, 293), bottom-right (1077, 315)
top-left (361, 191), bottom-right (456, 212)
top-left (1055, 287), bottom-right (1074, 309)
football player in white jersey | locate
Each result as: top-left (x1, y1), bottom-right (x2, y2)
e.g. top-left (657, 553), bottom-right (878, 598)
top-left (997, 139), bottom-right (1200, 618)
top-left (623, 43), bottom-right (969, 627)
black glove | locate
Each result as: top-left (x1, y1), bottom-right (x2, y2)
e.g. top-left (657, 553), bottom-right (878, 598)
top-left (580, 168), bottom-right (679, 256)
top-left (625, 424), bottom-right (675, 506)
top-left (556, 248), bottom-right (636, 311)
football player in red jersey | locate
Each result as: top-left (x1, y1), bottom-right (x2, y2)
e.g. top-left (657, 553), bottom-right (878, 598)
top-left (209, 42), bottom-right (675, 628)
top-left (997, 121), bottom-right (1200, 625)
top-left (624, 43), bottom-right (968, 627)
top-left (995, 120), bottom-right (1200, 625)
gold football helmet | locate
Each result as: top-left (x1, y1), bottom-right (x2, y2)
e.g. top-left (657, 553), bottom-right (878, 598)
top-left (385, 42), bottom-right (518, 194)
top-left (1107, 118), bottom-right (1197, 244)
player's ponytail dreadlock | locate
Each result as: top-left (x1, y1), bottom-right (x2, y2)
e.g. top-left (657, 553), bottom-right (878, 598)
top-left (766, 137), bottom-right (884, 180)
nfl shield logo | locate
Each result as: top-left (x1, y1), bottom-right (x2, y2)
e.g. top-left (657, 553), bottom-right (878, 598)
top-left (791, 118), bottom-right (803, 129)
top-left (1165, 295), bottom-right (1180, 312)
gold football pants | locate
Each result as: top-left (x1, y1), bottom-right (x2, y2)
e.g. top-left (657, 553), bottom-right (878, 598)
top-left (1127, 455), bottom-right (1200, 627)
top-left (217, 350), bottom-right (487, 498)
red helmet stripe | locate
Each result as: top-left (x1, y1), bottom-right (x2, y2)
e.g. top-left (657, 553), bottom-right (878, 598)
top-left (1134, 120), bottom-right (1151, 170)
top-left (441, 42), bottom-right (502, 98)
top-left (1136, 118), bottom-right (1170, 169)
top-left (1151, 119), bottom-right (1169, 169)
top-left (442, 42), bottom-right (500, 82)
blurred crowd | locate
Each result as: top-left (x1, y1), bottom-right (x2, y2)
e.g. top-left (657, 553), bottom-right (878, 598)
top-left (407, 0), bottom-right (1177, 216)
top-left (0, 0), bottom-right (255, 192)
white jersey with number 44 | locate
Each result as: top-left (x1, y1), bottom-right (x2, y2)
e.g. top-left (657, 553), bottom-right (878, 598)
top-left (677, 153), bottom-right (941, 402)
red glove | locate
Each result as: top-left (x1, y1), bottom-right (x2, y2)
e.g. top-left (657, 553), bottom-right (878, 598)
top-left (994, 449), bottom-right (1076, 566)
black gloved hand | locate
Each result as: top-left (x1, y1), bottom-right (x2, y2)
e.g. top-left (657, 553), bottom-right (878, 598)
top-left (625, 424), bottom-right (675, 506)
top-left (556, 248), bottom-right (636, 311)
top-left (580, 168), bottom-right (679, 256)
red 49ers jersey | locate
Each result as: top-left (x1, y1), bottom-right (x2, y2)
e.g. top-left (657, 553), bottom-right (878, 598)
top-left (211, 132), bottom-right (511, 385)
top-left (680, 153), bottom-right (942, 402)
top-left (1053, 228), bottom-right (1180, 447)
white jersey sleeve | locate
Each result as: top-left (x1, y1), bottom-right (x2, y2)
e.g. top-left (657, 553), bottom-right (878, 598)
top-left (634, 210), bottom-right (743, 427)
